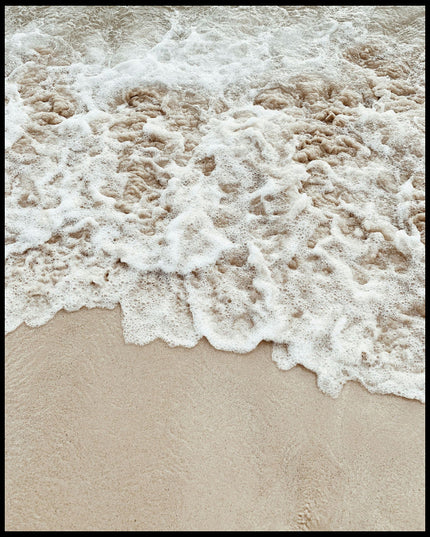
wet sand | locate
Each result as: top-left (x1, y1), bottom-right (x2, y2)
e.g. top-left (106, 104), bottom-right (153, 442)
top-left (5, 307), bottom-right (425, 531)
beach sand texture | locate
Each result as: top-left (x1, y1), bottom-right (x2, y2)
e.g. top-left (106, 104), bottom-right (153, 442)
top-left (5, 307), bottom-right (425, 531)
top-left (5, 6), bottom-right (425, 531)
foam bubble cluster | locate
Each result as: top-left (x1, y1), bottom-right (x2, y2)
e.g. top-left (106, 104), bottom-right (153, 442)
top-left (5, 6), bottom-right (425, 401)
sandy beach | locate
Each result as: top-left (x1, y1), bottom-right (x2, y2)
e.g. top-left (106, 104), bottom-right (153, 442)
top-left (5, 5), bottom-right (425, 532)
top-left (5, 307), bottom-right (425, 531)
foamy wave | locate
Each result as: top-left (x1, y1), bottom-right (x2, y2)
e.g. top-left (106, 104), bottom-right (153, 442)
top-left (5, 6), bottom-right (425, 401)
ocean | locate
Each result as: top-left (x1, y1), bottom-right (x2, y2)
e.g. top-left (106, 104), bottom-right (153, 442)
top-left (5, 6), bottom-right (425, 401)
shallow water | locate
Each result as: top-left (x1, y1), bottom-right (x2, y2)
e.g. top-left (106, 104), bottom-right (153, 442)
top-left (5, 6), bottom-right (425, 401)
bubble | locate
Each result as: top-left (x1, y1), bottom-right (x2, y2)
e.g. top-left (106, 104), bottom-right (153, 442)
top-left (5, 5), bottom-right (425, 402)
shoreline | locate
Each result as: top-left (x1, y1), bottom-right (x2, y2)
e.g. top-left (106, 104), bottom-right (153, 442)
top-left (5, 306), bottom-right (425, 531)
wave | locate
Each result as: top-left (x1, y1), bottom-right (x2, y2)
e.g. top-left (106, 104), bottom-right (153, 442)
top-left (5, 6), bottom-right (425, 401)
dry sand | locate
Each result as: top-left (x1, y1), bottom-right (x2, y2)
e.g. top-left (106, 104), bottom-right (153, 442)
top-left (5, 307), bottom-right (425, 531)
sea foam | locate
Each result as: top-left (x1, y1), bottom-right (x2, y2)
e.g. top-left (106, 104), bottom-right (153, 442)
top-left (5, 6), bottom-right (425, 401)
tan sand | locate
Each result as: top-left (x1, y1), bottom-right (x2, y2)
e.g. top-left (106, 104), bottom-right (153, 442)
top-left (5, 307), bottom-right (425, 531)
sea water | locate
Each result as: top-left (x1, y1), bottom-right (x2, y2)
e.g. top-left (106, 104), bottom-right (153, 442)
top-left (5, 6), bottom-right (425, 401)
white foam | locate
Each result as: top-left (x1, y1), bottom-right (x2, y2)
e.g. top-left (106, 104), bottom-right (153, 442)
top-left (5, 5), bottom-right (425, 402)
